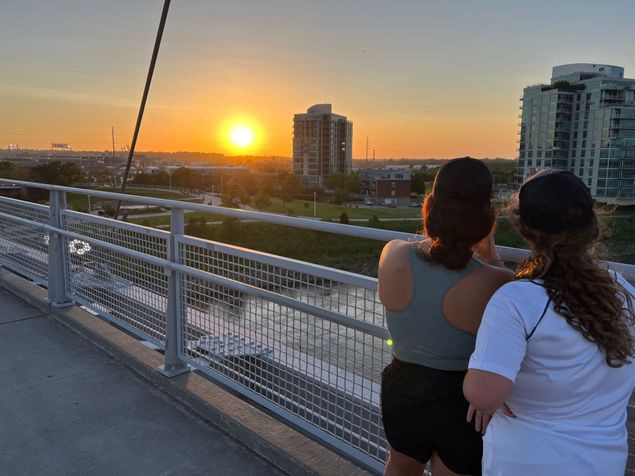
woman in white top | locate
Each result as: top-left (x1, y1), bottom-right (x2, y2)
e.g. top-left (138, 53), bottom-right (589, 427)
top-left (463, 169), bottom-right (635, 476)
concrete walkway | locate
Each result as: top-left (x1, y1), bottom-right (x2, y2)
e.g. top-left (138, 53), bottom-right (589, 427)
top-left (0, 287), bottom-right (281, 476)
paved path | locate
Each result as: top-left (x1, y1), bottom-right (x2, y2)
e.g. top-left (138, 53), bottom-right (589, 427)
top-left (0, 288), bottom-right (281, 476)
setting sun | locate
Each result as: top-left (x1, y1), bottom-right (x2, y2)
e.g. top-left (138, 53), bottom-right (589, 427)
top-left (229, 125), bottom-right (254, 148)
top-left (218, 117), bottom-right (263, 153)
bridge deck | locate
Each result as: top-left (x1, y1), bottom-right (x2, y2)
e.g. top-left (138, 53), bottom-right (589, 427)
top-left (2, 280), bottom-right (635, 475)
top-left (0, 287), bottom-right (280, 476)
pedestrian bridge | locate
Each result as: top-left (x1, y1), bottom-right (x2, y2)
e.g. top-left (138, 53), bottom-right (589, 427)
top-left (0, 179), bottom-right (633, 475)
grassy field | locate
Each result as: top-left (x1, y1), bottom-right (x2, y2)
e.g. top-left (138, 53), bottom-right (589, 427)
top-left (260, 198), bottom-right (421, 219)
top-left (132, 211), bottom-right (227, 228)
top-left (116, 192), bottom-right (635, 274)
top-left (183, 220), bottom-right (390, 275)
top-left (67, 188), bottom-right (190, 212)
top-left (128, 198), bottom-right (422, 227)
top-left (162, 211), bottom-right (634, 277)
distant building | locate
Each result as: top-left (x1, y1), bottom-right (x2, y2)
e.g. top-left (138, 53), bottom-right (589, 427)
top-left (358, 167), bottom-right (411, 206)
top-left (518, 63), bottom-right (635, 204)
top-left (292, 104), bottom-right (352, 187)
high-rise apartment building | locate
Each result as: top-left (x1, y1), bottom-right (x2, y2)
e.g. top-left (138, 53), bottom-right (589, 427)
top-left (518, 63), bottom-right (635, 204)
top-left (292, 104), bottom-right (353, 187)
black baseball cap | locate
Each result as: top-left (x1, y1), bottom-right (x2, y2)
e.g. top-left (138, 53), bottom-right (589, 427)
top-left (518, 169), bottom-right (594, 234)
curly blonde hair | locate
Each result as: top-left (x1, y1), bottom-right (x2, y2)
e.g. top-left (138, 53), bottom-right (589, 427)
top-left (512, 210), bottom-right (635, 367)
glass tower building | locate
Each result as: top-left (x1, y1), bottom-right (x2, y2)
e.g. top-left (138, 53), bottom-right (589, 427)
top-left (518, 64), bottom-right (635, 204)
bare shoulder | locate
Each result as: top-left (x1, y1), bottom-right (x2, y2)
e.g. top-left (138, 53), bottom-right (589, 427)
top-left (380, 239), bottom-right (411, 257)
top-left (378, 240), bottom-right (415, 311)
top-left (379, 240), bottom-right (412, 271)
top-left (442, 263), bottom-right (515, 335)
top-left (475, 263), bottom-right (515, 288)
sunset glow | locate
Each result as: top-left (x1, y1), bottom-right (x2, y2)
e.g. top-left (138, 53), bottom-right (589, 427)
top-left (229, 125), bottom-right (255, 149)
top-left (3, 2), bottom-right (635, 158)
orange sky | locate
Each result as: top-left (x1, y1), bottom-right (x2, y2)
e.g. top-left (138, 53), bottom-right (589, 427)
top-left (2, 1), bottom-right (634, 159)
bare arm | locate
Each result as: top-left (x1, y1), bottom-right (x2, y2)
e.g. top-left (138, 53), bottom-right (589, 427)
top-left (472, 232), bottom-right (506, 268)
top-left (463, 284), bottom-right (527, 432)
top-left (464, 369), bottom-right (513, 414)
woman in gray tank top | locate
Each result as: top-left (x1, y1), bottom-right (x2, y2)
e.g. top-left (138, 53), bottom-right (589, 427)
top-left (378, 158), bottom-right (513, 476)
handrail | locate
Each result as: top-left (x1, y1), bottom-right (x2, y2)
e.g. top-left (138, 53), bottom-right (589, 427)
top-left (1, 178), bottom-right (634, 282)
top-left (0, 178), bottom-right (414, 243)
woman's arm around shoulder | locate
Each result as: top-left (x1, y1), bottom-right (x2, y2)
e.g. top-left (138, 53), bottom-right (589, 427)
top-left (378, 239), bottom-right (415, 312)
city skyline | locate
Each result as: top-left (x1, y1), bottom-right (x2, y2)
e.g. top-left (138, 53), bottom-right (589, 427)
top-left (2, 0), bottom-right (635, 158)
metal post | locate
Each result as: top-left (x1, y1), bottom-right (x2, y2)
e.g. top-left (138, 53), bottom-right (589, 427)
top-left (159, 208), bottom-right (190, 377)
top-left (313, 191), bottom-right (317, 218)
top-left (47, 190), bottom-right (73, 307)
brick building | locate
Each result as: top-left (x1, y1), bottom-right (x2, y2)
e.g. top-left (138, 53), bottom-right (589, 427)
top-left (358, 167), bottom-right (412, 206)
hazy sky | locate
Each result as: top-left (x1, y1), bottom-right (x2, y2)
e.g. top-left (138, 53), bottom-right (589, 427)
top-left (2, 0), bottom-right (635, 158)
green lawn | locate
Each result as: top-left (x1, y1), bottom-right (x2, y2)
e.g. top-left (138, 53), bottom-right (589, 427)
top-left (128, 197), bottom-right (422, 227)
top-left (131, 211), bottom-right (227, 228)
top-left (123, 196), bottom-right (635, 270)
top-left (259, 198), bottom-right (421, 219)
top-left (67, 188), bottom-right (190, 212)
top-left (173, 215), bottom-right (634, 277)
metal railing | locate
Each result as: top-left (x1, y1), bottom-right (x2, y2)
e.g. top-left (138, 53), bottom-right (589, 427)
top-left (0, 179), bottom-right (633, 474)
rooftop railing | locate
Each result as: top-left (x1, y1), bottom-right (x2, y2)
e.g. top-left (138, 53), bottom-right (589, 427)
top-left (0, 178), bottom-right (633, 474)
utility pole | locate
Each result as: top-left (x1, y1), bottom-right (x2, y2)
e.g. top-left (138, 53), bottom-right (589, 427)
top-left (111, 127), bottom-right (116, 161)
top-left (365, 137), bottom-right (369, 169)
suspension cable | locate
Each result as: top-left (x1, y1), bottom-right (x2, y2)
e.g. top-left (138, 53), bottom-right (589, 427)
top-left (115, 0), bottom-right (171, 219)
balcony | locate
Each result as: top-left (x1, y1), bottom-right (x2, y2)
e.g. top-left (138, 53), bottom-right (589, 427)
top-left (0, 179), bottom-right (634, 474)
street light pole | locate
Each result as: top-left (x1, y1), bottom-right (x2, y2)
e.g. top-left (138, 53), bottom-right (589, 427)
top-left (313, 191), bottom-right (317, 218)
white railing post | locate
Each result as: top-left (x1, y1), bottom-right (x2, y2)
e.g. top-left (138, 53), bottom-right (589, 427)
top-left (159, 208), bottom-right (190, 377)
top-left (47, 190), bottom-right (73, 307)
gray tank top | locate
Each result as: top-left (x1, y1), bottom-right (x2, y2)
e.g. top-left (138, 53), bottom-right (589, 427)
top-left (385, 243), bottom-right (482, 371)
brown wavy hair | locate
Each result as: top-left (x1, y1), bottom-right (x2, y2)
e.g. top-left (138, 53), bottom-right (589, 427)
top-left (512, 210), bottom-right (635, 367)
top-left (422, 158), bottom-right (495, 270)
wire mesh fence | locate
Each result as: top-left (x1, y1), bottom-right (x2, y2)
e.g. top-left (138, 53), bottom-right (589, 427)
top-left (64, 238), bottom-right (169, 345)
top-left (180, 273), bottom-right (390, 464)
top-left (6, 201), bottom-right (393, 466)
top-left (61, 210), bottom-right (169, 344)
top-left (0, 197), bottom-right (49, 282)
top-left (62, 210), bottom-right (168, 259)
top-left (178, 237), bottom-right (384, 326)
top-left (178, 237), bottom-right (391, 465)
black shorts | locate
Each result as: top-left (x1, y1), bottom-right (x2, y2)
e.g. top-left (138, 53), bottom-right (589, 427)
top-left (381, 358), bottom-right (482, 475)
